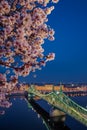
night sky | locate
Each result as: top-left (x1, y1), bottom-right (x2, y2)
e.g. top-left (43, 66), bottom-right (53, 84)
top-left (20, 0), bottom-right (87, 84)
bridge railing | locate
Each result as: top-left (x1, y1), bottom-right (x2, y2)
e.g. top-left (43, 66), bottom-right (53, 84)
top-left (28, 85), bottom-right (87, 126)
top-left (57, 91), bottom-right (87, 115)
top-left (28, 85), bottom-right (87, 114)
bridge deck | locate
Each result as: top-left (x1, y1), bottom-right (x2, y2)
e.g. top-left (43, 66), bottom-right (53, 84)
top-left (28, 86), bottom-right (87, 127)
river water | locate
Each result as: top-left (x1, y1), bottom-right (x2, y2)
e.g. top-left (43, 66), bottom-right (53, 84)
top-left (0, 96), bottom-right (87, 130)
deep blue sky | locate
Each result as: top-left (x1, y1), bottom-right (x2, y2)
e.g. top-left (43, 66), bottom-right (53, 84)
top-left (21, 0), bottom-right (87, 84)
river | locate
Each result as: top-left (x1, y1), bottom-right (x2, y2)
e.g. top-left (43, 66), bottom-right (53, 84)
top-left (0, 96), bottom-right (87, 130)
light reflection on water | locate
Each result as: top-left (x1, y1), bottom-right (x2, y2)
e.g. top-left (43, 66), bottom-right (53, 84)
top-left (0, 96), bottom-right (87, 130)
top-left (28, 98), bottom-right (70, 130)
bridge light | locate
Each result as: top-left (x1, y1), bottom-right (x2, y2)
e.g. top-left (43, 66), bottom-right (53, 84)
top-left (38, 114), bottom-right (40, 118)
top-left (43, 120), bottom-right (45, 124)
top-left (56, 91), bottom-right (59, 94)
top-left (52, 98), bottom-right (55, 102)
top-left (48, 119), bottom-right (50, 122)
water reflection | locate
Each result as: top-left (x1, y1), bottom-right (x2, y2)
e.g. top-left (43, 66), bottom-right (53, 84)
top-left (4, 93), bottom-right (70, 130)
top-left (28, 98), bottom-right (70, 130)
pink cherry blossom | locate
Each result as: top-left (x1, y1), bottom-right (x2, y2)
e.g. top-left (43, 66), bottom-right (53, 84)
top-left (0, 0), bottom-right (59, 112)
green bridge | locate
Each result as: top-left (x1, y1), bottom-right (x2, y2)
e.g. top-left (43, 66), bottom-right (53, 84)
top-left (28, 85), bottom-right (87, 127)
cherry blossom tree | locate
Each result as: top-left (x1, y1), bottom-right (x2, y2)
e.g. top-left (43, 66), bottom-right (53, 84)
top-left (0, 0), bottom-right (59, 113)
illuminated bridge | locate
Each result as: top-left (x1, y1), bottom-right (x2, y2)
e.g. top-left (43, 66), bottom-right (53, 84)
top-left (28, 85), bottom-right (87, 127)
